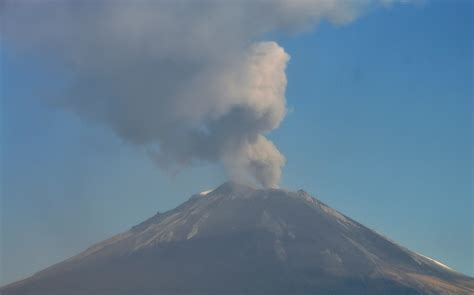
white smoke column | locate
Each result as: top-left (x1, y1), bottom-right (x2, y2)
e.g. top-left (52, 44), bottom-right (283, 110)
top-left (150, 41), bottom-right (289, 188)
top-left (1, 0), bottom-right (413, 188)
top-left (217, 42), bottom-right (289, 187)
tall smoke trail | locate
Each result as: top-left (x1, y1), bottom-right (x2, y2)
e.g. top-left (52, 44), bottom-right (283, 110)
top-left (2, 0), bottom-right (412, 187)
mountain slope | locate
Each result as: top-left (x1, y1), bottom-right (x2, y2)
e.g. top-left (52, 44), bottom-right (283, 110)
top-left (2, 182), bottom-right (473, 295)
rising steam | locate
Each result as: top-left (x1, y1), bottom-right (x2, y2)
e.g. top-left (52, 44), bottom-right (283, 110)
top-left (2, 0), bottom-right (412, 187)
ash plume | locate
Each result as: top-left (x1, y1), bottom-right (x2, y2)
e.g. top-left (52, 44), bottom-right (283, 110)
top-left (2, 0), bottom-right (412, 187)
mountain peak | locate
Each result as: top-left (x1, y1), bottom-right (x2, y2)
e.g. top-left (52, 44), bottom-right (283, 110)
top-left (212, 181), bottom-right (258, 194)
top-left (2, 184), bottom-right (472, 295)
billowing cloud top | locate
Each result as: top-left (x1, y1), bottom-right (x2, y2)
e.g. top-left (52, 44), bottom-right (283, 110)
top-left (1, 0), bottom-right (412, 188)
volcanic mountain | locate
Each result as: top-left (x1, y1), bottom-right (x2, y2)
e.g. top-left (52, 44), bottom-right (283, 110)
top-left (2, 182), bottom-right (473, 294)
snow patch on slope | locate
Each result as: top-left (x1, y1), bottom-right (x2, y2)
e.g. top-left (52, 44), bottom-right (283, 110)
top-left (417, 253), bottom-right (453, 271)
top-left (199, 188), bottom-right (215, 196)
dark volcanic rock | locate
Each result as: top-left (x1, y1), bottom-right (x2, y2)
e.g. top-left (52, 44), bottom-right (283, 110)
top-left (2, 182), bottom-right (473, 294)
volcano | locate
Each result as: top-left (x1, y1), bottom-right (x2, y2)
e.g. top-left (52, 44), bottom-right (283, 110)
top-left (2, 182), bottom-right (473, 294)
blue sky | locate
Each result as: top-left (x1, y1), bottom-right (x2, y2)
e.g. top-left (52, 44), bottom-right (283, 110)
top-left (1, 0), bottom-right (473, 285)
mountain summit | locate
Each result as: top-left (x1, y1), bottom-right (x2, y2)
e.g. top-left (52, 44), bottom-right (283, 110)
top-left (2, 182), bottom-right (473, 294)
